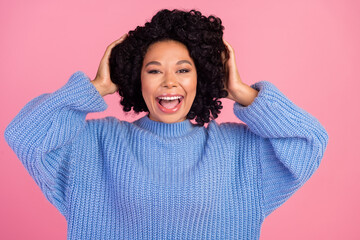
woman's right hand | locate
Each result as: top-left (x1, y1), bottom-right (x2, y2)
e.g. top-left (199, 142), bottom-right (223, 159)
top-left (91, 34), bottom-right (128, 97)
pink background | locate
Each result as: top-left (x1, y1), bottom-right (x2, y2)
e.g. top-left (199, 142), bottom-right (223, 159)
top-left (1, 0), bottom-right (359, 239)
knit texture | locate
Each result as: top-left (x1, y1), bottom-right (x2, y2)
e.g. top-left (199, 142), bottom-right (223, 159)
top-left (4, 71), bottom-right (329, 239)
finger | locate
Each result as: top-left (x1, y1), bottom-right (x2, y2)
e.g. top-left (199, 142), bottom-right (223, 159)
top-left (108, 33), bottom-right (128, 49)
top-left (222, 39), bottom-right (235, 57)
top-left (221, 39), bottom-right (231, 65)
top-left (103, 33), bottom-right (128, 59)
top-left (221, 51), bottom-right (226, 64)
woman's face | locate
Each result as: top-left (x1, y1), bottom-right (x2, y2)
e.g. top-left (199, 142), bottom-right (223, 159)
top-left (141, 40), bottom-right (197, 123)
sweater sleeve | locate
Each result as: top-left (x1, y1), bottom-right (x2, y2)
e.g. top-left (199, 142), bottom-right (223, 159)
top-left (4, 71), bottom-right (107, 217)
top-left (233, 81), bottom-right (329, 218)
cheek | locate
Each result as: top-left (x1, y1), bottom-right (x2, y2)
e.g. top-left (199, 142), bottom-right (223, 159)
top-left (140, 82), bottom-right (148, 101)
top-left (140, 74), bottom-right (149, 95)
top-left (186, 75), bottom-right (197, 97)
top-left (141, 77), bottom-right (156, 104)
top-left (141, 84), bottom-right (151, 101)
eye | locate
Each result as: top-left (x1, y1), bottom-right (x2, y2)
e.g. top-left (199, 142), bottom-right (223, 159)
top-left (177, 69), bottom-right (190, 73)
top-left (147, 70), bottom-right (161, 74)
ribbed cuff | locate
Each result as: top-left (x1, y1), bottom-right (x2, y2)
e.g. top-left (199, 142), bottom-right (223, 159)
top-left (233, 81), bottom-right (306, 138)
top-left (52, 71), bottom-right (108, 113)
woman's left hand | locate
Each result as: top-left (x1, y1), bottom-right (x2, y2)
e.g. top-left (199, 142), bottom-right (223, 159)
top-left (222, 39), bottom-right (259, 106)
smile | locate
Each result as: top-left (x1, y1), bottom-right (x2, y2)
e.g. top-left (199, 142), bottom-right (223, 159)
top-left (156, 95), bottom-right (184, 113)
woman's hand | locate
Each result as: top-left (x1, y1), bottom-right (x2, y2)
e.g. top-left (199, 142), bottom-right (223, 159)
top-left (91, 34), bottom-right (128, 97)
top-left (222, 39), bottom-right (258, 106)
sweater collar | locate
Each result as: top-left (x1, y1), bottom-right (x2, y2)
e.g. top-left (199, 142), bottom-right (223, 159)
top-left (133, 115), bottom-right (197, 138)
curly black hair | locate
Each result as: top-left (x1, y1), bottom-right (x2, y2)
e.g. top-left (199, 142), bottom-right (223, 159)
top-left (109, 9), bottom-right (229, 126)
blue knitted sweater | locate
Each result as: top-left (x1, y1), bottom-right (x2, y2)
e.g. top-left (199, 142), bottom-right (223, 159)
top-left (5, 71), bottom-right (328, 239)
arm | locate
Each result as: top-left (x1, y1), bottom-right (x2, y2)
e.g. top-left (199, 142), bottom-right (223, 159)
top-left (233, 81), bottom-right (328, 217)
top-left (4, 34), bottom-right (127, 217)
top-left (4, 72), bottom-right (107, 217)
top-left (223, 39), bottom-right (329, 217)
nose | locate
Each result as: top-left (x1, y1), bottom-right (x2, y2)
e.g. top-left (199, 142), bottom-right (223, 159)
top-left (162, 72), bottom-right (178, 88)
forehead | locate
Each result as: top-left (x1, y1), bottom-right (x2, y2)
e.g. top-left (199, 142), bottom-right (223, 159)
top-left (143, 40), bottom-right (193, 62)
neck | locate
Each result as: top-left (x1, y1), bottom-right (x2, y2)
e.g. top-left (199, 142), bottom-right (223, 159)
top-left (133, 115), bottom-right (198, 138)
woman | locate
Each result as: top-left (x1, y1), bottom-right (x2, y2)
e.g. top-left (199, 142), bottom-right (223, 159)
top-left (4, 9), bottom-right (328, 240)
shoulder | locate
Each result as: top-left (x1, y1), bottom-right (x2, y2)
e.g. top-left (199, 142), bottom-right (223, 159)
top-left (206, 119), bottom-right (261, 143)
top-left (207, 119), bottom-right (247, 135)
top-left (86, 116), bottom-right (124, 127)
top-left (83, 117), bottom-right (133, 138)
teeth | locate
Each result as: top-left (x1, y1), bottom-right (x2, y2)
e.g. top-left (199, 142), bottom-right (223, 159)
top-left (157, 96), bottom-right (182, 100)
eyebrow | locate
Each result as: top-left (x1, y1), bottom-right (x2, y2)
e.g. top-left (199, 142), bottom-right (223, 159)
top-left (144, 60), bottom-right (193, 67)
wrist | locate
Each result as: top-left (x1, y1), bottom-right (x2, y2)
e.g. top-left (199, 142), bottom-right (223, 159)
top-left (231, 83), bottom-right (259, 107)
top-left (91, 79), bottom-right (107, 97)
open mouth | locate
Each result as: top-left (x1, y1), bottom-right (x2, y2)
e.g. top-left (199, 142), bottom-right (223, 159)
top-left (156, 95), bottom-right (184, 113)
